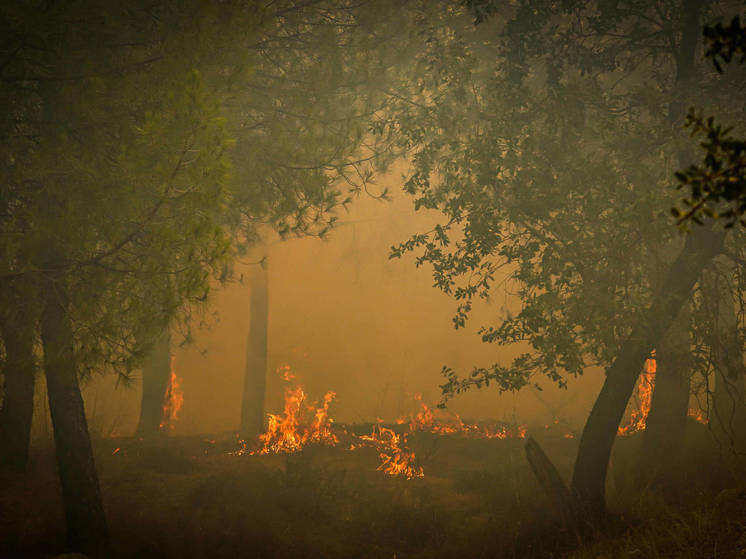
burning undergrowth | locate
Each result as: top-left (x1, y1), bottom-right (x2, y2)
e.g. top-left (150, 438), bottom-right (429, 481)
top-left (617, 353), bottom-right (709, 437)
top-left (234, 366), bottom-right (527, 480)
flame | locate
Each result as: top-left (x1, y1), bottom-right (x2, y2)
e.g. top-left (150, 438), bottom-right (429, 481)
top-left (236, 368), bottom-right (527, 480)
top-left (365, 426), bottom-right (423, 480)
top-left (250, 384), bottom-right (338, 455)
top-left (406, 392), bottom-right (527, 439)
top-left (276, 363), bottom-right (295, 382)
top-left (617, 358), bottom-right (655, 436)
top-left (688, 407), bottom-right (708, 424)
top-left (617, 354), bottom-right (711, 434)
top-left (159, 356), bottom-right (184, 431)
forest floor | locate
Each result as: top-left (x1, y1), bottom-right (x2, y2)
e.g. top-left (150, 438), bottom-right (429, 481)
top-left (1, 422), bottom-right (745, 558)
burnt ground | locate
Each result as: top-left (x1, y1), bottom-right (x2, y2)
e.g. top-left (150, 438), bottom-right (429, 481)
top-left (1, 422), bottom-right (745, 559)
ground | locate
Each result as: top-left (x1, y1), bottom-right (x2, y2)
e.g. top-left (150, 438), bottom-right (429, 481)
top-left (1, 423), bottom-right (745, 558)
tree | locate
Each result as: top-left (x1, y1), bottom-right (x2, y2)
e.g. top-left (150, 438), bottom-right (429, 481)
top-left (0, 1), bottom-right (261, 552)
top-left (0, 282), bottom-right (37, 472)
top-left (222, 0), bottom-right (417, 439)
top-left (383, 0), bottom-right (743, 520)
top-left (240, 250), bottom-right (269, 439)
top-left (674, 16), bottom-right (746, 227)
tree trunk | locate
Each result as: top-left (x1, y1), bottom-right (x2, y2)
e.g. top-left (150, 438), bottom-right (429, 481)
top-left (0, 313), bottom-right (36, 473)
top-left (135, 331), bottom-right (171, 438)
top-left (707, 262), bottom-right (746, 450)
top-left (240, 256), bottom-right (269, 439)
top-left (570, 228), bottom-right (725, 518)
top-left (525, 437), bottom-right (579, 536)
top-left (633, 0), bottom-right (706, 490)
top-left (40, 278), bottom-right (108, 554)
top-left (636, 321), bottom-right (691, 490)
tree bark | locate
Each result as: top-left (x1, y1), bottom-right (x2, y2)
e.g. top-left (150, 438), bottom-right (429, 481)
top-left (525, 437), bottom-right (579, 536)
top-left (707, 262), bottom-right (746, 450)
top-left (636, 321), bottom-right (691, 490)
top-left (634, 0), bottom-right (706, 489)
top-left (135, 331), bottom-right (171, 438)
top-left (570, 228), bottom-right (725, 518)
top-left (0, 312), bottom-right (36, 473)
top-left (40, 278), bottom-right (108, 554)
top-left (240, 256), bottom-right (269, 440)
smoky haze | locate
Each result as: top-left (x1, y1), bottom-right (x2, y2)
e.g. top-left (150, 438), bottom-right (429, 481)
top-left (5, 3), bottom-right (745, 557)
top-left (61, 170), bottom-right (601, 441)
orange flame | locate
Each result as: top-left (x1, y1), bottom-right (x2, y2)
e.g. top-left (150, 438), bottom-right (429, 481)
top-left (618, 356), bottom-right (656, 436)
top-left (356, 425), bottom-right (424, 480)
top-left (406, 392), bottom-right (527, 440)
top-left (159, 356), bottom-right (184, 431)
top-left (617, 355), bottom-right (711, 434)
top-left (251, 384), bottom-right (338, 455)
top-left (687, 407), bottom-right (708, 424)
top-left (237, 370), bottom-right (527, 480)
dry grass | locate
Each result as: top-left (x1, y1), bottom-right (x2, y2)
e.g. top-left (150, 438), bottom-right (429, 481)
top-left (1, 428), bottom-right (744, 559)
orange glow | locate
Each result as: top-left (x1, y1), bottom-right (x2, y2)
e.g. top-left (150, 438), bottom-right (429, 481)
top-left (617, 354), bottom-right (709, 435)
top-left (406, 392), bottom-right (527, 440)
top-left (236, 368), bottom-right (528, 480)
top-left (688, 407), bottom-right (708, 424)
top-left (357, 426), bottom-right (424, 480)
top-left (159, 356), bottom-right (184, 431)
top-left (250, 383), bottom-right (338, 455)
top-left (617, 359), bottom-right (655, 436)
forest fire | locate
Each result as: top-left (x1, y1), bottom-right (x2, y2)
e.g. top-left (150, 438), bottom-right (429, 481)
top-left (159, 357), bottom-right (184, 431)
top-left (618, 355), bottom-right (711, 435)
top-left (688, 407), bottom-right (709, 424)
top-left (357, 425), bottom-right (424, 480)
top-left (238, 369), bottom-right (527, 480)
top-left (617, 356), bottom-right (655, 436)
top-left (251, 384), bottom-right (338, 455)
top-left (406, 392), bottom-right (527, 440)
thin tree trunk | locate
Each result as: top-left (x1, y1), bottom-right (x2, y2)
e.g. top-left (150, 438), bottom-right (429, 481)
top-left (571, 228), bottom-right (725, 518)
top-left (708, 262), bottom-right (746, 450)
top-left (0, 313), bottom-right (36, 473)
top-left (135, 331), bottom-right (171, 438)
top-left (40, 278), bottom-right (108, 554)
top-left (240, 256), bottom-right (269, 439)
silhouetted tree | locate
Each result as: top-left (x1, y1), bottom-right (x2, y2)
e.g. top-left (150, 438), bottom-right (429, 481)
top-left (0, 1), bottom-right (260, 552)
top-left (384, 0), bottom-right (744, 520)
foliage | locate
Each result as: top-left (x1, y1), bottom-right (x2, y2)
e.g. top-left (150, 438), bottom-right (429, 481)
top-left (0, 0), bottom-right (413, 380)
top-left (0, 1), bottom-right (260, 377)
top-left (226, 1), bottom-right (413, 243)
top-left (674, 16), bottom-right (746, 228)
top-left (384, 1), bottom-right (743, 402)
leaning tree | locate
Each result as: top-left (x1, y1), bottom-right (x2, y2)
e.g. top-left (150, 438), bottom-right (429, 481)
top-left (384, 0), bottom-right (745, 521)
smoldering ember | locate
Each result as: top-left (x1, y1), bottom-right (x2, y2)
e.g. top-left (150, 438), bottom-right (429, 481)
top-left (1, 2), bottom-right (745, 558)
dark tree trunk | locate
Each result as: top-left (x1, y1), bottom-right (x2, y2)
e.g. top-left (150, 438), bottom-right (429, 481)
top-left (632, 0), bottom-right (706, 490)
top-left (135, 331), bottom-right (171, 438)
top-left (240, 257), bottom-right (269, 439)
top-left (636, 322), bottom-right (691, 490)
top-left (707, 262), bottom-right (746, 450)
top-left (570, 228), bottom-right (725, 518)
top-left (525, 437), bottom-right (579, 536)
top-left (0, 314), bottom-right (36, 473)
top-left (40, 279), bottom-right (108, 554)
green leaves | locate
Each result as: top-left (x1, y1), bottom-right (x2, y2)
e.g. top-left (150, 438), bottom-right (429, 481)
top-left (674, 17), bottom-right (746, 228)
top-left (385, 1), bottom-right (736, 402)
top-left (673, 110), bottom-right (746, 228)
